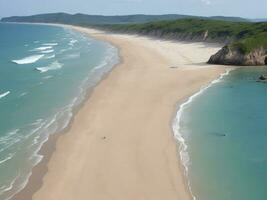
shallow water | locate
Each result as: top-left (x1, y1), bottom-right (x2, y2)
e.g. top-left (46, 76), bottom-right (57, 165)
top-left (0, 23), bottom-right (119, 199)
top-left (177, 67), bottom-right (267, 200)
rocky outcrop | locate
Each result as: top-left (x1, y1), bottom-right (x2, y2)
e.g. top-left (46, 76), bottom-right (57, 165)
top-left (259, 75), bottom-right (267, 81)
top-left (208, 46), bottom-right (267, 66)
top-left (257, 75), bottom-right (267, 83)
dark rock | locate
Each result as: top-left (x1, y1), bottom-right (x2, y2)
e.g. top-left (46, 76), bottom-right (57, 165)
top-left (208, 46), bottom-right (267, 66)
top-left (259, 75), bottom-right (267, 81)
top-left (208, 46), bottom-right (244, 65)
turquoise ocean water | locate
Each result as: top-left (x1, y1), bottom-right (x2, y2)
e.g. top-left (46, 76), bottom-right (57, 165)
top-left (175, 67), bottom-right (267, 200)
top-left (0, 23), bottom-right (119, 199)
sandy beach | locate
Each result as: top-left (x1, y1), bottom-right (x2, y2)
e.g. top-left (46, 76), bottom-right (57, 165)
top-left (13, 26), bottom-right (226, 200)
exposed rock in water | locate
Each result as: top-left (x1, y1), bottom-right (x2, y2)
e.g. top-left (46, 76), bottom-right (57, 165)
top-left (257, 75), bottom-right (267, 83)
top-left (259, 75), bottom-right (267, 80)
top-left (208, 46), bottom-right (267, 66)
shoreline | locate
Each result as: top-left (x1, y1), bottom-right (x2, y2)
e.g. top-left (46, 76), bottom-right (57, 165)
top-left (11, 25), bottom-right (122, 200)
top-left (12, 24), bottom-right (227, 200)
top-left (172, 68), bottom-right (234, 200)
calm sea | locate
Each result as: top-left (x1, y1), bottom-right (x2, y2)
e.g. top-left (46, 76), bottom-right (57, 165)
top-left (175, 67), bottom-right (267, 200)
top-left (0, 23), bottom-right (119, 199)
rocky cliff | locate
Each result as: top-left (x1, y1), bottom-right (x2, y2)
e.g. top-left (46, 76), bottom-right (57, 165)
top-left (208, 46), bottom-right (267, 66)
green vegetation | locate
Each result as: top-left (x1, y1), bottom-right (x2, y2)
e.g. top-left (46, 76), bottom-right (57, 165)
top-left (101, 18), bottom-right (267, 55)
top-left (232, 32), bottom-right (267, 54)
top-left (1, 13), bottom-right (248, 25)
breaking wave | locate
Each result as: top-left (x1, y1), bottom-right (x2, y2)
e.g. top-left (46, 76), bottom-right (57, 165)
top-left (33, 46), bottom-right (53, 51)
top-left (0, 91), bottom-right (10, 99)
top-left (42, 43), bottom-right (58, 46)
top-left (36, 61), bottom-right (63, 73)
top-left (12, 55), bottom-right (44, 65)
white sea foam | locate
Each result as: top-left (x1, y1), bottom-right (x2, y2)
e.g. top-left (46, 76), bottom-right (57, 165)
top-left (0, 129), bottom-right (19, 143)
top-left (0, 153), bottom-right (15, 165)
top-left (0, 129), bottom-right (21, 153)
top-left (12, 55), bottom-right (44, 64)
top-left (24, 120), bottom-right (46, 139)
top-left (19, 92), bottom-right (28, 97)
top-left (42, 43), bottom-right (58, 46)
top-left (30, 119), bottom-right (44, 126)
top-left (33, 46), bottom-right (53, 51)
top-left (59, 47), bottom-right (72, 53)
top-left (92, 45), bottom-right (118, 71)
top-left (68, 39), bottom-right (78, 46)
top-left (0, 174), bottom-right (19, 195)
top-left (0, 91), bottom-right (10, 99)
top-left (94, 61), bottom-right (108, 70)
top-left (40, 49), bottom-right (54, 54)
top-left (36, 61), bottom-right (63, 73)
top-left (172, 68), bottom-right (232, 200)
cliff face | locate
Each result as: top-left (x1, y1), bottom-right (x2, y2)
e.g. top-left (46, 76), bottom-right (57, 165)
top-left (104, 28), bottom-right (230, 44)
top-left (106, 27), bottom-right (267, 66)
top-left (208, 46), bottom-right (267, 66)
top-left (143, 30), bottom-right (228, 43)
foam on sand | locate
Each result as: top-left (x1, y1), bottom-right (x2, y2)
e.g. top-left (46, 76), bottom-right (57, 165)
top-left (12, 55), bottom-right (44, 64)
top-left (0, 91), bottom-right (10, 99)
top-left (36, 61), bottom-right (63, 73)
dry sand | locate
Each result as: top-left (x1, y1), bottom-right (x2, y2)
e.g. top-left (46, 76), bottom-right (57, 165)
top-left (16, 26), bottom-right (226, 200)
